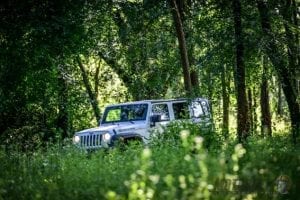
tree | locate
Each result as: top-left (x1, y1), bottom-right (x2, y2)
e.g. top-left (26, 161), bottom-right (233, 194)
top-left (1, 0), bottom-right (299, 146)
top-left (169, 0), bottom-right (193, 95)
top-left (248, 88), bottom-right (254, 134)
top-left (260, 55), bottom-right (272, 137)
top-left (0, 0), bottom-right (88, 141)
top-left (221, 64), bottom-right (230, 138)
top-left (278, 0), bottom-right (299, 96)
top-left (256, 0), bottom-right (300, 143)
top-left (57, 63), bottom-right (70, 139)
top-left (232, 0), bottom-right (249, 142)
top-left (76, 56), bottom-right (101, 123)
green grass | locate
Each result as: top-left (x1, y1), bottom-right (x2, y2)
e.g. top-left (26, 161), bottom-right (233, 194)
top-left (0, 126), bottom-right (299, 200)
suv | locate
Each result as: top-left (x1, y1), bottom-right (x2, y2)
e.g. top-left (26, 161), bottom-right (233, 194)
top-left (73, 98), bottom-right (213, 149)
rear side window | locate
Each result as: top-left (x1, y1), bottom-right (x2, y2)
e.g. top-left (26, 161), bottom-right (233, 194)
top-left (152, 104), bottom-right (170, 121)
top-left (173, 102), bottom-right (190, 119)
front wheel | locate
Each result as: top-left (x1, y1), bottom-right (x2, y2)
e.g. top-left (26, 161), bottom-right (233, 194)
top-left (115, 137), bottom-right (143, 151)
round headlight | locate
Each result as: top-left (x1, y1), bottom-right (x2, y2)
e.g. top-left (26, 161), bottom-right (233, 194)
top-left (103, 133), bottom-right (111, 141)
top-left (74, 135), bottom-right (80, 143)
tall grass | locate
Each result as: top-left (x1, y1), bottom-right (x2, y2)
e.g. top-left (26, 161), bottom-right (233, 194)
top-left (0, 124), bottom-right (299, 199)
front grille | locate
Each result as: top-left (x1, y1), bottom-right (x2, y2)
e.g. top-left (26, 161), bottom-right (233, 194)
top-left (79, 133), bottom-right (102, 148)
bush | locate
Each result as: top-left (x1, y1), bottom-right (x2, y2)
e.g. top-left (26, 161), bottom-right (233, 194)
top-left (150, 121), bottom-right (217, 149)
top-left (0, 131), bottom-right (299, 200)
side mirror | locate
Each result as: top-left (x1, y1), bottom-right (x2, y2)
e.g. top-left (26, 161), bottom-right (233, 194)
top-left (150, 114), bottom-right (161, 127)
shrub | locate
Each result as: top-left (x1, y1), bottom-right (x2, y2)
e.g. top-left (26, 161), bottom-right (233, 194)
top-left (0, 132), bottom-right (299, 199)
top-left (150, 121), bottom-right (217, 149)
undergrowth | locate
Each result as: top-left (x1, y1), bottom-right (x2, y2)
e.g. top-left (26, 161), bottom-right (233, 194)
top-left (0, 124), bottom-right (299, 200)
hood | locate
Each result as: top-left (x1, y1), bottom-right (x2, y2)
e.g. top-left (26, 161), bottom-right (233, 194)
top-left (76, 121), bottom-right (147, 134)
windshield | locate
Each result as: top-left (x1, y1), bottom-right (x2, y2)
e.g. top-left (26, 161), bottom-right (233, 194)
top-left (102, 104), bottom-right (148, 124)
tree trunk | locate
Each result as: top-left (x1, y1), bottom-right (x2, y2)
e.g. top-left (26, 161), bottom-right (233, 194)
top-left (76, 56), bottom-right (101, 123)
top-left (260, 55), bottom-right (272, 137)
top-left (279, 0), bottom-right (299, 96)
top-left (291, 0), bottom-right (299, 68)
top-left (169, 0), bottom-right (192, 95)
top-left (190, 68), bottom-right (200, 94)
top-left (253, 87), bottom-right (258, 134)
top-left (181, 0), bottom-right (200, 94)
top-left (94, 60), bottom-right (101, 98)
top-left (257, 0), bottom-right (300, 144)
top-left (221, 64), bottom-right (230, 138)
top-left (248, 88), bottom-right (253, 134)
top-left (277, 81), bottom-right (283, 117)
top-left (57, 66), bottom-right (69, 139)
top-left (233, 0), bottom-right (249, 142)
top-left (98, 52), bottom-right (131, 86)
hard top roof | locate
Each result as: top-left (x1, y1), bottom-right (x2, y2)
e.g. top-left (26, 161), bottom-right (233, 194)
top-left (105, 97), bottom-right (208, 107)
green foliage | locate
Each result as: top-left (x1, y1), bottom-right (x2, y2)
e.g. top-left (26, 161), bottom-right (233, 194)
top-left (0, 2), bottom-right (299, 199)
top-left (150, 121), bottom-right (216, 149)
top-left (1, 129), bottom-right (299, 199)
top-left (1, 0), bottom-right (297, 143)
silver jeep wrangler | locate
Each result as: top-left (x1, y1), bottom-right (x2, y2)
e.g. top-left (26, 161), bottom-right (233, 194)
top-left (73, 98), bottom-right (213, 149)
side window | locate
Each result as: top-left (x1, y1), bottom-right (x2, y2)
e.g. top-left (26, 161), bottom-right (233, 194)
top-left (173, 102), bottom-right (189, 119)
top-left (152, 104), bottom-right (170, 121)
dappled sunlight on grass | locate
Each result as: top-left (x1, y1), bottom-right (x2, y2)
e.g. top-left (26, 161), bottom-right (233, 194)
top-left (0, 126), bottom-right (299, 199)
